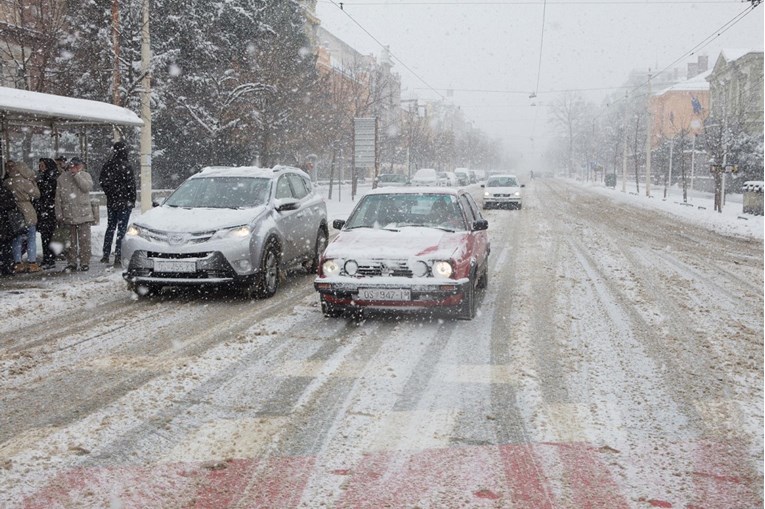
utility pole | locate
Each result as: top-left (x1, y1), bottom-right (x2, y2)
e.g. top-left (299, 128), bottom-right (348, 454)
top-left (112, 0), bottom-right (122, 141)
top-left (621, 93), bottom-right (629, 193)
top-left (112, 0), bottom-right (121, 107)
top-left (665, 136), bottom-right (673, 200)
top-left (645, 70), bottom-right (652, 197)
top-left (139, 0), bottom-right (152, 212)
top-left (689, 134), bottom-right (696, 200)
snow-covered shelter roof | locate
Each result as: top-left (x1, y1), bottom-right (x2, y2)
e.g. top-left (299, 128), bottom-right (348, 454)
top-left (0, 86), bottom-right (143, 128)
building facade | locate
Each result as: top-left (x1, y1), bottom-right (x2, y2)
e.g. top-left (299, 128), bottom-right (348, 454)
top-left (706, 49), bottom-right (764, 137)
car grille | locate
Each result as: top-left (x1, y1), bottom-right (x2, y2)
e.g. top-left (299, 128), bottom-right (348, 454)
top-left (355, 260), bottom-right (413, 278)
top-left (147, 252), bottom-right (211, 259)
top-left (493, 194), bottom-right (514, 197)
top-left (142, 228), bottom-right (216, 245)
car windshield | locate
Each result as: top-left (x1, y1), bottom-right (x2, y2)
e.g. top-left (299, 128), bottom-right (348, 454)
top-left (164, 177), bottom-right (271, 209)
top-left (345, 193), bottom-right (467, 231)
top-left (379, 174), bottom-right (405, 182)
top-left (487, 177), bottom-right (519, 187)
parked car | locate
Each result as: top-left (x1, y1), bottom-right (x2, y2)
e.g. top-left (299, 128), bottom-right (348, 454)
top-left (468, 170), bottom-right (478, 184)
top-left (437, 172), bottom-right (450, 186)
top-left (444, 171), bottom-right (460, 187)
top-left (454, 169), bottom-right (470, 186)
top-left (122, 165), bottom-right (328, 298)
top-left (411, 168), bottom-right (439, 187)
top-left (482, 174), bottom-right (524, 209)
top-left (314, 188), bottom-right (490, 319)
top-left (375, 173), bottom-right (409, 187)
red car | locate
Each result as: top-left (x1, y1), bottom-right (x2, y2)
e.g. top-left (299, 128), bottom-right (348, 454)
top-left (314, 188), bottom-right (490, 319)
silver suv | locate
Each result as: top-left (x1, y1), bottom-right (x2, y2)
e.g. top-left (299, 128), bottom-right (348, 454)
top-left (122, 166), bottom-right (328, 298)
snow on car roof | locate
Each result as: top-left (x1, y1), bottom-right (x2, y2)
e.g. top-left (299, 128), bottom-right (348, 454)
top-left (194, 165), bottom-right (306, 179)
top-left (488, 174), bottom-right (518, 179)
top-left (366, 186), bottom-right (459, 195)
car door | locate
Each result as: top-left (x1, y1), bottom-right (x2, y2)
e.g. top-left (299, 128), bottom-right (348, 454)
top-left (287, 173), bottom-right (321, 259)
top-left (274, 174), bottom-right (302, 263)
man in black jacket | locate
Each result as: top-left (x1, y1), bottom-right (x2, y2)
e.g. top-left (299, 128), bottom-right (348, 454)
top-left (99, 141), bottom-right (137, 265)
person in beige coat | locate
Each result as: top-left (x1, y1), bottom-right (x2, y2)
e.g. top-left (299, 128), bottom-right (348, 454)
top-left (54, 156), bottom-right (94, 271)
top-left (3, 160), bottom-right (41, 273)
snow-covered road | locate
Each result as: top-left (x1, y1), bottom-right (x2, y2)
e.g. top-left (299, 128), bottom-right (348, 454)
top-left (0, 179), bottom-right (762, 508)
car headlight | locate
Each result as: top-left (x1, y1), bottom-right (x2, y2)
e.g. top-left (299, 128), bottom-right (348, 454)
top-left (432, 261), bottom-right (453, 278)
top-left (126, 224), bottom-right (151, 239)
top-left (514, 191), bottom-right (521, 197)
top-left (484, 191), bottom-right (490, 197)
top-left (344, 260), bottom-right (359, 276)
top-left (322, 259), bottom-right (341, 276)
top-left (412, 260), bottom-right (429, 277)
top-left (212, 225), bottom-right (252, 240)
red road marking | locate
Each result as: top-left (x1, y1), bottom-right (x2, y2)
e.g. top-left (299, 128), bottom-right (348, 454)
top-left (550, 442), bottom-right (631, 509)
top-left (687, 439), bottom-right (761, 509)
top-left (18, 440), bottom-right (761, 508)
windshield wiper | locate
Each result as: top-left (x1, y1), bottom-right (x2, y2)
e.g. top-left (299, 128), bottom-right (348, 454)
top-left (400, 224), bottom-right (455, 233)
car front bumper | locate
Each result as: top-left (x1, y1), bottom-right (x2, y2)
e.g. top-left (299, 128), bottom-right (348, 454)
top-left (314, 277), bottom-right (470, 310)
top-left (484, 195), bottom-right (521, 205)
top-left (122, 250), bottom-right (256, 288)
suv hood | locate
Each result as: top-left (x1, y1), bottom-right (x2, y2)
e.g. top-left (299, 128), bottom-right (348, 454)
top-left (135, 205), bottom-right (266, 232)
top-left (326, 227), bottom-right (467, 261)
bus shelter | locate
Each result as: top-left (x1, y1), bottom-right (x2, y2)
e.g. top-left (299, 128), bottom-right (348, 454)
top-left (0, 86), bottom-right (143, 175)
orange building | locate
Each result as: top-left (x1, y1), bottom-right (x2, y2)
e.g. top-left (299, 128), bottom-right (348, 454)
top-left (650, 70), bottom-right (710, 145)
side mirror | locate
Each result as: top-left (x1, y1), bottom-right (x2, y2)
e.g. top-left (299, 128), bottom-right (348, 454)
top-left (521, 184), bottom-right (526, 188)
top-left (333, 219), bottom-right (346, 230)
top-left (275, 198), bottom-right (300, 212)
top-left (152, 200), bottom-right (160, 207)
top-left (472, 219), bottom-right (489, 231)
top-left (480, 184), bottom-right (485, 188)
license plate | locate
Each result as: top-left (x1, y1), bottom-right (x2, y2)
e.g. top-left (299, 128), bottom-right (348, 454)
top-left (358, 288), bottom-right (411, 301)
top-left (154, 259), bottom-right (196, 273)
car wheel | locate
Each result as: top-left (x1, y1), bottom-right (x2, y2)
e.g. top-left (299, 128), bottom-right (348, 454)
top-left (458, 277), bottom-right (477, 320)
top-left (309, 228), bottom-right (328, 274)
top-left (256, 239), bottom-right (280, 298)
top-left (321, 297), bottom-right (344, 318)
top-left (477, 260), bottom-right (489, 289)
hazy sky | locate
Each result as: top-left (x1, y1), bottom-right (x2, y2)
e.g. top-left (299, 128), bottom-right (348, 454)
top-left (315, 0), bottom-right (763, 168)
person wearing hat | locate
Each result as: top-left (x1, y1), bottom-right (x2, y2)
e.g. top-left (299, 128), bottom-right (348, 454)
top-left (55, 156), bottom-right (94, 272)
top-left (99, 140), bottom-right (136, 265)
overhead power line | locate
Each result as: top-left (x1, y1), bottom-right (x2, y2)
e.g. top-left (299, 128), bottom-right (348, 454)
top-left (325, 0), bottom-right (446, 100)
top-left (532, 0), bottom-right (548, 97)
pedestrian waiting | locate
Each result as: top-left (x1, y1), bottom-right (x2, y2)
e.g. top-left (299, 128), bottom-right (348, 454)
top-left (3, 160), bottom-right (41, 273)
top-left (36, 158), bottom-right (60, 269)
top-left (55, 156), bottom-right (94, 272)
top-left (99, 140), bottom-right (136, 265)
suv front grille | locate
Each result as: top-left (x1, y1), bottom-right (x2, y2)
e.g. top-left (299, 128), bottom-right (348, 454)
top-left (147, 252), bottom-right (211, 259)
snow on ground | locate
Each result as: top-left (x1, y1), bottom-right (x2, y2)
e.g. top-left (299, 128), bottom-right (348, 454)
top-left (572, 178), bottom-right (763, 241)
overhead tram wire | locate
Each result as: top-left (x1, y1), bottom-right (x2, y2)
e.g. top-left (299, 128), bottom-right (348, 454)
top-left (531, 0), bottom-right (548, 98)
top-left (325, 0), bottom-right (446, 100)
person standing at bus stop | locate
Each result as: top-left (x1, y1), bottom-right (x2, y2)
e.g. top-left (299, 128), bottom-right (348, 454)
top-left (99, 140), bottom-right (136, 265)
top-left (55, 156), bottom-right (94, 272)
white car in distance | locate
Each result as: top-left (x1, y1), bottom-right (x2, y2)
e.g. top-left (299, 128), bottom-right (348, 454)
top-left (482, 174), bottom-right (524, 209)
